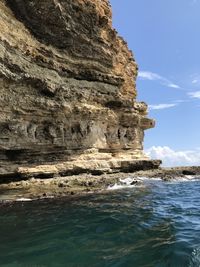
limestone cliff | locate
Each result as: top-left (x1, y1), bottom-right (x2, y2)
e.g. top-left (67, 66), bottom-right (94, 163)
top-left (0, 0), bottom-right (160, 179)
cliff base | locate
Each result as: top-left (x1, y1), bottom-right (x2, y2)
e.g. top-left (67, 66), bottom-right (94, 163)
top-left (0, 166), bottom-right (199, 202)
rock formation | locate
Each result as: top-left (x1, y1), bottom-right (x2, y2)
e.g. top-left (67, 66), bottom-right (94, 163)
top-left (0, 0), bottom-right (160, 180)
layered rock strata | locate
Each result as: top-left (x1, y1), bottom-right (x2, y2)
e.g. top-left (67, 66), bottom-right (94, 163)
top-left (0, 0), bottom-right (160, 180)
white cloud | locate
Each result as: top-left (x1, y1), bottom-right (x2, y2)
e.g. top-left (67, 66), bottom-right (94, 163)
top-left (167, 83), bottom-right (180, 89)
top-left (149, 103), bottom-right (178, 110)
top-left (174, 99), bottom-right (188, 103)
top-left (146, 146), bottom-right (200, 167)
top-left (190, 73), bottom-right (200, 85)
top-left (192, 79), bottom-right (198, 84)
top-left (138, 71), bottom-right (162, 80)
top-left (138, 71), bottom-right (180, 89)
top-left (188, 91), bottom-right (200, 99)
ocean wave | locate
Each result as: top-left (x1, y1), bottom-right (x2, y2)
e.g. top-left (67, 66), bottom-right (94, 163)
top-left (189, 247), bottom-right (200, 267)
top-left (107, 177), bottom-right (143, 190)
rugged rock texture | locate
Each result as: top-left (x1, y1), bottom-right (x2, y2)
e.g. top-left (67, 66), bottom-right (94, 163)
top-left (0, 0), bottom-right (160, 179)
top-left (1, 167), bottom-right (200, 202)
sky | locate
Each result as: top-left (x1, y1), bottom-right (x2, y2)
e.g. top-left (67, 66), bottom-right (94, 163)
top-left (110, 0), bottom-right (200, 166)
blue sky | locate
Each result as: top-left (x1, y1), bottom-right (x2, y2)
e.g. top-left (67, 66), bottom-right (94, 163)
top-left (110, 0), bottom-right (200, 166)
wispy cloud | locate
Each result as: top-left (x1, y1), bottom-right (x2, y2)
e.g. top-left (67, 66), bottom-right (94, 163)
top-left (138, 71), bottom-right (161, 80)
top-left (188, 91), bottom-right (200, 99)
top-left (149, 103), bottom-right (178, 110)
top-left (138, 71), bottom-right (180, 89)
top-left (167, 83), bottom-right (180, 89)
top-left (146, 146), bottom-right (200, 167)
top-left (174, 99), bottom-right (188, 103)
top-left (190, 73), bottom-right (200, 85)
top-left (192, 79), bottom-right (198, 84)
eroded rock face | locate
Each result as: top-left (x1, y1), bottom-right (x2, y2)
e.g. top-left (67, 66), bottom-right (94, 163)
top-left (0, 0), bottom-right (160, 177)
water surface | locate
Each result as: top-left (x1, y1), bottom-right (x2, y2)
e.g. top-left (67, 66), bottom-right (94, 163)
top-left (0, 178), bottom-right (200, 267)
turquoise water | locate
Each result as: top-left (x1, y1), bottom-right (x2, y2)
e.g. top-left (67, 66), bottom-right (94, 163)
top-left (0, 179), bottom-right (200, 267)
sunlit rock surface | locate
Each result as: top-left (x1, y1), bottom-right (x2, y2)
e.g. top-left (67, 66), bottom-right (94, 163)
top-left (0, 0), bottom-right (160, 179)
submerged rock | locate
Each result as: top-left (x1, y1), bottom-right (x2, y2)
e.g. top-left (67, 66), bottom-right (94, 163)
top-left (0, 0), bottom-right (161, 181)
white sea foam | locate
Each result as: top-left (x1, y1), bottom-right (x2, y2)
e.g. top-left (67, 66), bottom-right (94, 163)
top-left (189, 247), bottom-right (200, 267)
top-left (172, 175), bottom-right (200, 182)
top-left (137, 176), bottom-right (162, 181)
top-left (107, 175), bottom-right (200, 190)
top-left (16, 198), bottom-right (33, 202)
top-left (119, 177), bottom-right (135, 184)
top-left (107, 177), bottom-right (142, 190)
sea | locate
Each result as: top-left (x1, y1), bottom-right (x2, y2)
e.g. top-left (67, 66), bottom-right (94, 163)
top-left (0, 177), bottom-right (200, 267)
